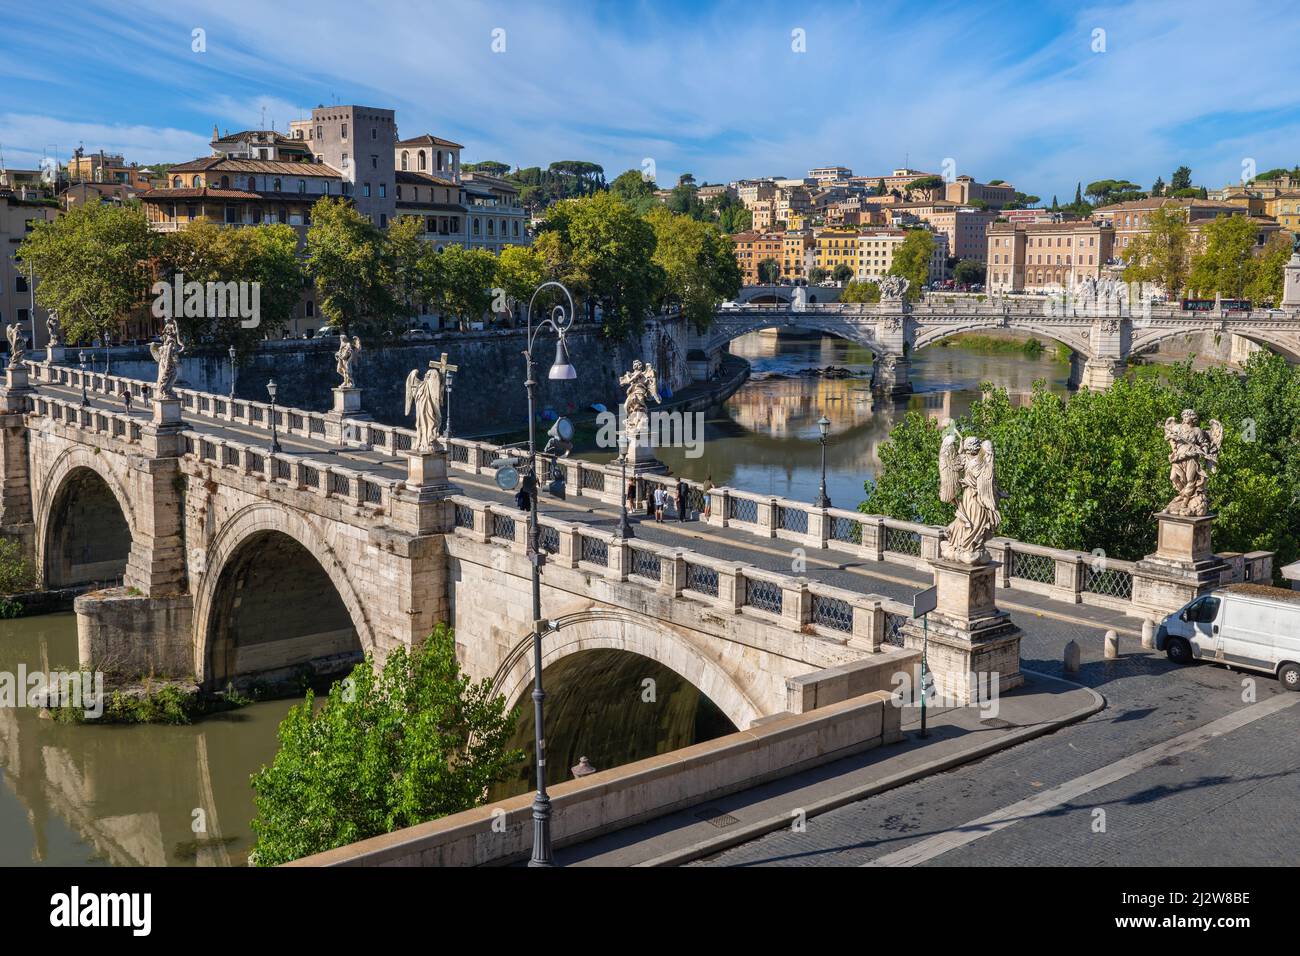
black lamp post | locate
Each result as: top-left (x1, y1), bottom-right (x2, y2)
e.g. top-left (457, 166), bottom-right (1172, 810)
top-left (78, 350), bottom-right (88, 406)
top-left (442, 365), bottom-right (455, 439)
top-left (228, 345), bottom-right (237, 399)
top-left (617, 431), bottom-right (634, 539)
top-left (522, 280), bottom-right (577, 867)
top-left (267, 379), bottom-right (281, 454)
top-left (815, 414), bottom-right (831, 509)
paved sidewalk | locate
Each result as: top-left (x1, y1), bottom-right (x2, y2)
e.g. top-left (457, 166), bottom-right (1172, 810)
top-left (549, 670), bottom-right (1103, 867)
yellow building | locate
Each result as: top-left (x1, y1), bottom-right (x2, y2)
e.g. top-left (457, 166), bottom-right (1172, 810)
top-left (1264, 192), bottom-right (1300, 235)
top-left (813, 228), bottom-right (858, 273)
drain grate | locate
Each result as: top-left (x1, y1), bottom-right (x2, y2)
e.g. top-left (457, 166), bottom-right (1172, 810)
top-left (694, 807), bottom-right (740, 828)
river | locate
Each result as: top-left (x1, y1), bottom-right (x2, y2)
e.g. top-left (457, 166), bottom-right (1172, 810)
top-left (0, 333), bottom-right (1073, 866)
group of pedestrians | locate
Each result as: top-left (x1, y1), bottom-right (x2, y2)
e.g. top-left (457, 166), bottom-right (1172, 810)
top-left (626, 475), bottom-right (715, 524)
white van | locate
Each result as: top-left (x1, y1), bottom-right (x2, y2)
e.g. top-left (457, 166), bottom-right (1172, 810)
top-left (1156, 584), bottom-right (1300, 690)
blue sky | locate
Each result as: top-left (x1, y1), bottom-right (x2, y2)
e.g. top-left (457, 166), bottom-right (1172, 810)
top-left (2, 0), bottom-right (1299, 201)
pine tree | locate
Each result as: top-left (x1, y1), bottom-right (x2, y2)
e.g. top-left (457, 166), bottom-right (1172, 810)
top-left (1051, 195), bottom-right (1059, 211)
top-left (1074, 183), bottom-right (1083, 206)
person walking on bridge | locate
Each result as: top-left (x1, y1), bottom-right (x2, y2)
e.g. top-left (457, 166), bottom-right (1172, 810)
top-left (120, 384), bottom-right (133, 414)
top-left (675, 479), bottom-right (688, 522)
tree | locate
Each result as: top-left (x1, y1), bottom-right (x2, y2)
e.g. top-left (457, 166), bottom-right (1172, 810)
top-left (1245, 232), bottom-right (1292, 307)
top-left (1085, 180), bottom-right (1146, 207)
top-left (494, 244), bottom-right (547, 320)
top-left (953, 259), bottom-right (986, 286)
top-left (305, 197), bottom-right (401, 337)
top-left (646, 207), bottom-right (741, 332)
top-left (905, 175), bottom-right (945, 198)
top-left (808, 266), bottom-right (831, 284)
top-left (17, 202), bottom-right (157, 344)
top-left (610, 168), bottom-right (657, 205)
top-left (464, 160), bottom-right (511, 177)
top-left (250, 625), bottom-right (522, 866)
top-left (831, 263), bottom-right (854, 283)
top-left (756, 258), bottom-right (781, 284)
top-left (1123, 205), bottom-right (1191, 297)
top-left (433, 244), bottom-right (498, 327)
top-left (1170, 165), bottom-right (1193, 191)
top-left (860, 353), bottom-right (1300, 571)
top-left (840, 279), bottom-right (881, 303)
top-left (888, 230), bottom-right (936, 296)
top-left (533, 192), bottom-right (663, 338)
top-left (386, 215), bottom-right (435, 326)
top-left (1151, 176), bottom-right (1166, 197)
top-left (1188, 214), bottom-right (1259, 298)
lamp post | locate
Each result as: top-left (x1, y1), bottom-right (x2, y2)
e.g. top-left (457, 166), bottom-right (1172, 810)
top-left (442, 364), bottom-right (455, 440)
top-left (523, 280), bottom-right (577, 868)
top-left (617, 430), bottom-right (634, 539)
top-left (815, 414), bottom-right (831, 509)
top-left (78, 350), bottom-right (88, 406)
top-left (267, 379), bottom-right (281, 454)
top-left (228, 345), bottom-right (237, 400)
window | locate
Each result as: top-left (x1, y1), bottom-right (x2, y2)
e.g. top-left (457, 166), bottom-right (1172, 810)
top-left (273, 177), bottom-right (282, 191)
top-left (316, 125), bottom-right (322, 140)
top-left (248, 177), bottom-right (256, 191)
top-left (418, 151), bottom-right (426, 171)
top-left (473, 217), bottom-right (480, 236)
top-left (172, 175), bottom-right (182, 187)
top-left (220, 175), bottom-right (230, 188)
top-left (401, 151), bottom-right (409, 171)
top-left (298, 180), bottom-right (307, 194)
top-left (437, 151), bottom-right (444, 171)
top-left (379, 183), bottom-right (386, 198)
top-left (396, 185), bottom-right (403, 200)
top-left (306, 300), bottom-right (315, 317)
top-left (16, 275), bottom-right (28, 293)
top-left (513, 220), bottom-right (520, 237)
top-left (341, 123), bottom-right (348, 140)
top-left (363, 183), bottom-right (371, 197)
top-left (379, 213), bottom-right (388, 228)
top-left (371, 155), bottom-right (378, 170)
top-left (371, 127), bottom-right (377, 140)
top-left (342, 152), bottom-right (349, 168)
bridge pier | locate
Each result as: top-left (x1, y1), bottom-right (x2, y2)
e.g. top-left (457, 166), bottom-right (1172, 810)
top-left (0, 367), bottom-right (35, 566)
top-left (871, 355), bottom-right (912, 397)
top-left (1077, 358), bottom-right (1126, 391)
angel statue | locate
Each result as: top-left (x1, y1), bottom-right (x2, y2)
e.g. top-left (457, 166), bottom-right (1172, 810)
top-left (46, 310), bottom-right (62, 348)
top-left (939, 432), bottom-right (1004, 564)
top-left (5, 324), bottom-right (24, 368)
top-left (619, 360), bottom-right (661, 444)
top-left (879, 276), bottom-right (910, 301)
top-left (334, 333), bottom-right (361, 388)
top-left (149, 319), bottom-right (185, 398)
top-left (1162, 409), bottom-right (1223, 517)
top-left (404, 362), bottom-right (445, 451)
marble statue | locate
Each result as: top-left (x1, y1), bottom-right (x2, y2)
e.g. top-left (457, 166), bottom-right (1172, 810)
top-left (46, 310), bottom-right (62, 348)
top-left (619, 359), bottom-right (660, 443)
top-left (404, 362), bottom-right (445, 451)
top-left (334, 333), bottom-right (361, 388)
top-left (939, 432), bottom-right (1003, 563)
top-left (1162, 409), bottom-right (1223, 517)
top-left (5, 324), bottom-right (24, 368)
top-left (149, 319), bottom-right (184, 398)
top-left (878, 276), bottom-right (910, 300)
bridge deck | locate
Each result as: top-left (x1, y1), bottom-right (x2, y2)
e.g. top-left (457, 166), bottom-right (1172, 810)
top-left (34, 379), bottom-right (1141, 643)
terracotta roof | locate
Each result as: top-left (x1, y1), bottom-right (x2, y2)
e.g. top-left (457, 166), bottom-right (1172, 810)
top-left (396, 133), bottom-right (465, 149)
top-left (139, 187), bottom-right (263, 200)
top-left (1094, 197), bottom-right (1237, 213)
top-left (167, 156), bottom-right (342, 177)
top-left (396, 170), bottom-right (459, 188)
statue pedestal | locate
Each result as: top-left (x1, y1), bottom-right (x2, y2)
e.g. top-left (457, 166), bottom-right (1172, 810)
top-left (902, 556), bottom-right (1022, 705)
top-left (1282, 254), bottom-right (1300, 308)
top-left (389, 449), bottom-right (460, 535)
top-left (623, 435), bottom-right (667, 474)
top-left (152, 397), bottom-right (182, 425)
top-left (1132, 512), bottom-right (1227, 620)
top-left (326, 387), bottom-right (369, 445)
top-left (44, 345), bottom-right (65, 366)
top-left (0, 365), bottom-right (33, 414)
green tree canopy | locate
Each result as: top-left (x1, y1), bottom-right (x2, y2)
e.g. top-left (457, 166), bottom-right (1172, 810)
top-left (953, 259), bottom-right (986, 286)
top-left (250, 625), bottom-right (522, 866)
top-left (840, 279), bottom-right (882, 303)
top-left (1188, 214), bottom-right (1259, 298)
top-left (1123, 205), bottom-right (1191, 297)
top-left (305, 197), bottom-right (402, 337)
top-left (888, 230), bottom-right (936, 296)
top-left (861, 353), bottom-right (1300, 570)
top-left (431, 244), bottom-right (499, 325)
top-left (646, 206), bottom-right (741, 331)
top-left (17, 201), bottom-right (158, 344)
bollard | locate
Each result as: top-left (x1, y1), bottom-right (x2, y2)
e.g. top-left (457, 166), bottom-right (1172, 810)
top-left (1141, 619), bottom-right (1155, 649)
top-left (1064, 639), bottom-right (1081, 673)
top-left (1104, 629), bottom-right (1119, 659)
top-left (571, 756), bottom-right (597, 779)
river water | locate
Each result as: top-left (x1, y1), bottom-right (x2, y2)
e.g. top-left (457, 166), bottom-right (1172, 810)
top-left (0, 334), bottom-right (1073, 866)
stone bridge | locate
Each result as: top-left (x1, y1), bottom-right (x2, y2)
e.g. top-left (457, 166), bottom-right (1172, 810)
top-left (0, 361), bottom-right (921, 729)
top-left (692, 296), bottom-right (1300, 393)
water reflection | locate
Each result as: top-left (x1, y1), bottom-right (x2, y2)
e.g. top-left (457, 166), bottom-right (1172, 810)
top-left (590, 331), bottom-right (1073, 508)
top-left (0, 613), bottom-right (293, 867)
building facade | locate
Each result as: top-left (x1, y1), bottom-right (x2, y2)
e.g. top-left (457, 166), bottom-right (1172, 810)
top-left (0, 188), bottom-right (57, 348)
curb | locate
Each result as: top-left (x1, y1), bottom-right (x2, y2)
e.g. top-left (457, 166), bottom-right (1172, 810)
top-left (632, 669), bottom-right (1106, 867)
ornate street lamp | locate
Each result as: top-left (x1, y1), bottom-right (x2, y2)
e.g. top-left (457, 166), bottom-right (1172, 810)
top-left (442, 364), bottom-right (455, 439)
top-left (522, 280), bottom-right (577, 867)
top-left (267, 379), bottom-right (281, 454)
top-left (228, 345), bottom-right (237, 399)
top-left (815, 414), bottom-right (831, 509)
top-left (617, 430), bottom-right (634, 539)
top-left (78, 350), bottom-right (88, 406)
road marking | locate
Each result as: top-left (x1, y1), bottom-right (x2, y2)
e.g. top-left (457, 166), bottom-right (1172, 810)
top-left (864, 693), bottom-right (1300, 867)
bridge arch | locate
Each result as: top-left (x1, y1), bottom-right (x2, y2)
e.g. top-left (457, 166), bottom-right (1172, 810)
top-left (192, 503), bottom-right (376, 686)
top-left (912, 322), bottom-right (1095, 360)
top-left (491, 607), bottom-right (763, 730)
top-left (707, 316), bottom-right (888, 358)
top-left (35, 445), bottom-right (138, 589)
top-left (1129, 325), bottom-right (1300, 362)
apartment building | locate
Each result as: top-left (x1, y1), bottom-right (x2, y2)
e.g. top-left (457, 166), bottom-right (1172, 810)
top-left (1094, 197), bottom-right (1281, 263)
top-left (985, 219), bottom-right (1114, 292)
top-left (854, 228), bottom-right (947, 283)
top-left (809, 166), bottom-right (852, 182)
top-left (1264, 192), bottom-right (1300, 234)
top-left (736, 179), bottom-right (776, 207)
top-left (731, 230), bottom-right (785, 284)
top-left (67, 150), bottom-right (154, 189)
top-left (696, 183), bottom-right (735, 202)
top-left (813, 228), bottom-right (859, 274)
top-left (0, 188), bottom-right (57, 347)
top-left (782, 230), bottom-right (815, 280)
top-left (944, 175), bottom-right (1016, 209)
top-left (888, 200), bottom-right (998, 262)
top-left (462, 171), bottom-right (528, 252)
top-left (751, 199), bottom-right (776, 231)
